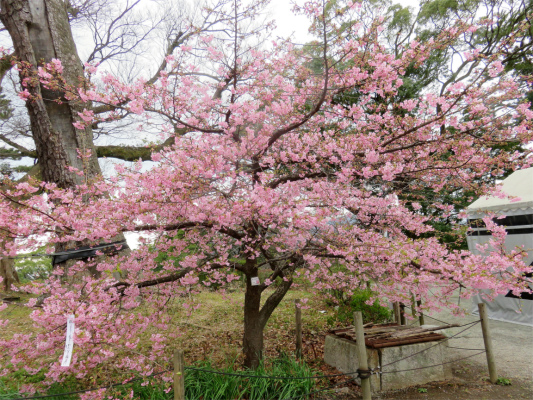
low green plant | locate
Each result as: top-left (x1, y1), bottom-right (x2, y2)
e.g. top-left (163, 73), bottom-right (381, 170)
top-left (184, 355), bottom-right (316, 400)
top-left (111, 376), bottom-right (169, 399)
top-left (0, 380), bottom-right (19, 400)
top-left (496, 377), bottom-right (511, 386)
top-left (417, 387), bottom-right (428, 393)
top-left (326, 288), bottom-right (393, 326)
top-left (4, 355), bottom-right (318, 400)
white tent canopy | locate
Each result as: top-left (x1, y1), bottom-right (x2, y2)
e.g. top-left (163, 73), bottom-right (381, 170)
top-left (468, 168), bottom-right (533, 217)
top-left (467, 167), bottom-right (533, 326)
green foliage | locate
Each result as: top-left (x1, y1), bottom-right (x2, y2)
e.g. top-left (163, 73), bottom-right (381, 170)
top-left (184, 355), bottom-right (316, 400)
top-left (496, 377), bottom-right (512, 386)
top-left (0, 370), bottom-right (79, 400)
top-left (0, 87), bottom-right (12, 121)
top-left (14, 248), bottom-right (52, 283)
top-left (419, 0), bottom-right (462, 21)
top-left (110, 375), bottom-right (170, 400)
top-left (0, 380), bottom-right (18, 400)
top-left (417, 387), bottom-right (429, 393)
top-left (152, 230), bottom-right (197, 272)
top-left (152, 230), bottom-right (227, 290)
top-left (326, 288), bottom-right (393, 326)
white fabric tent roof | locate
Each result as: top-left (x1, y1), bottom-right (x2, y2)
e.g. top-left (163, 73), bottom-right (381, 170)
top-left (468, 168), bottom-right (533, 215)
top-left (467, 167), bottom-right (533, 326)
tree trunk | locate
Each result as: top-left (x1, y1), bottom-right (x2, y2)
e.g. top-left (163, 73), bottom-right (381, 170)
top-left (242, 269), bottom-right (294, 369)
top-left (0, 0), bottom-right (127, 275)
top-left (243, 276), bottom-right (265, 369)
top-left (0, 0), bottom-right (101, 188)
top-left (0, 256), bottom-right (18, 292)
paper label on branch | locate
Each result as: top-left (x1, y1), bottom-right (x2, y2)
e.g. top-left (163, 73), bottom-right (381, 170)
top-left (61, 314), bottom-right (75, 367)
top-left (251, 277), bottom-right (260, 286)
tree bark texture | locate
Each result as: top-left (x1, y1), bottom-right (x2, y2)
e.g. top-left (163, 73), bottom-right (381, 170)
top-left (0, 0), bottom-right (127, 275)
top-left (0, 257), bottom-right (18, 291)
top-left (242, 266), bottom-right (293, 369)
top-left (243, 277), bottom-right (264, 369)
top-left (0, 0), bottom-right (100, 188)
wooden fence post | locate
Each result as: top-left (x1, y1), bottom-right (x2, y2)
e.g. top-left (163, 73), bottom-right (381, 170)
top-left (417, 299), bottom-right (425, 326)
top-left (295, 299), bottom-right (302, 359)
top-left (400, 303), bottom-right (406, 326)
top-left (354, 311), bottom-right (372, 400)
top-left (410, 295), bottom-right (417, 319)
top-left (478, 303), bottom-right (498, 383)
top-left (173, 349), bottom-right (185, 400)
top-left (393, 302), bottom-right (401, 325)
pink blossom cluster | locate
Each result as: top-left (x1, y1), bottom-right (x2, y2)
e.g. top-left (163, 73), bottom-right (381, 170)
top-left (0, 1), bottom-right (532, 397)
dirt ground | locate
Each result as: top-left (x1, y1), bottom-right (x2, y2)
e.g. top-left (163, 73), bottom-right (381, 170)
top-left (319, 294), bottom-right (533, 400)
top-left (321, 364), bottom-right (532, 400)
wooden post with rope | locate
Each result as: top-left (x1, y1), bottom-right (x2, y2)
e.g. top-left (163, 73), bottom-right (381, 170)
top-left (173, 349), bottom-right (185, 400)
top-left (295, 299), bottom-right (302, 358)
top-left (354, 311), bottom-right (372, 400)
top-left (478, 303), bottom-right (498, 383)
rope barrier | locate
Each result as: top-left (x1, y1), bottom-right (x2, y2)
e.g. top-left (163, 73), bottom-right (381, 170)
top-left (402, 304), bottom-right (465, 326)
top-left (281, 378), bottom-right (353, 400)
top-left (183, 365), bottom-right (369, 380)
top-left (380, 320), bottom-right (480, 369)
top-left (5, 317), bottom-right (486, 399)
top-left (379, 350), bottom-right (486, 375)
top-left (5, 335), bottom-right (486, 400)
top-left (6, 364), bottom-right (376, 400)
top-left (446, 346), bottom-right (486, 351)
top-left (6, 366), bottom-right (370, 400)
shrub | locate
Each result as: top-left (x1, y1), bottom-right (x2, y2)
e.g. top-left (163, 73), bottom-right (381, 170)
top-left (327, 288), bottom-right (393, 326)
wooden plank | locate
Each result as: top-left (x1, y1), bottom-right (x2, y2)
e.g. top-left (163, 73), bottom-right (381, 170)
top-left (331, 323), bottom-right (453, 348)
top-left (367, 335), bottom-right (446, 348)
top-left (368, 332), bottom-right (444, 343)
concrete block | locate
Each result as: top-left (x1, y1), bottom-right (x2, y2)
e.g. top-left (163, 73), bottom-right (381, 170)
top-left (324, 334), bottom-right (380, 391)
top-left (380, 341), bottom-right (452, 390)
top-left (324, 334), bottom-right (452, 392)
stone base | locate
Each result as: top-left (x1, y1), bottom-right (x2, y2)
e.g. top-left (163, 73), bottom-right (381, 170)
top-left (324, 334), bottom-right (452, 392)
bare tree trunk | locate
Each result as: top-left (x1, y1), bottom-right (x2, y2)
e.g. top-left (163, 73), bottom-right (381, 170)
top-left (0, 0), bottom-right (127, 276)
top-left (243, 278), bottom-right (264, 369)
top-left (0, 236), bottom-right (18, 291)
top-left (0, 258), bottom-right (18, 292)
top-left (242, 267), bottom-right (293, 369)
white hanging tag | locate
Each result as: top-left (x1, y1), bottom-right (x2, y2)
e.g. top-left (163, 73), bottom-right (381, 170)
top-left (61, 314), bottom-right (75, 367)
top-left (251, 277), bottom-right (260, 286)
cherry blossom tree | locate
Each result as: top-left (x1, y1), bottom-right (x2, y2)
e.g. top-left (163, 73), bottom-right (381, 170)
top-left (0, 0), bottom-right (532, 393)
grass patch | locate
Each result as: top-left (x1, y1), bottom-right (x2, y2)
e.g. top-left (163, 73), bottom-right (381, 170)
top-left (0, 380), bottom-right (19, 400)
top-left (0, 374), bottom-right (80, 400)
